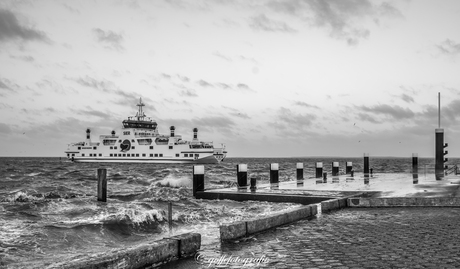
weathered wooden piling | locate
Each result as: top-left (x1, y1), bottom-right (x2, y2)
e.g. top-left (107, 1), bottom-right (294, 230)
top-left (250, 177), bottom-right (257, 192)
top-left (193, 165), bottom-right (204, 197)
top-left (296, 163), bottom-right (304, 186)
top-left (97, 168), bottom-right (107, 202)
top-left (168, 201), bottom-right (173, 235)
top-left (237, 164), bottom-right (248, 190)
top-left (346, 162), bottom-right (353, 174)
top-left (270, 163), bottom-right (279, 188)
top-left (315, 162), bottom-right (323, 178)
top-left (323, 172), bottom-right (327, 183)
top-left (412, 153), bottom-right (418, 184)
top-left (364, 153), bottom-right (369, 184)
top-left (332, 162), bottom-right (339, 176)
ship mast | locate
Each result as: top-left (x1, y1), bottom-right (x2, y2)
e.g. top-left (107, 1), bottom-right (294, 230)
top-left (136, 98), bottom-right (145, 121)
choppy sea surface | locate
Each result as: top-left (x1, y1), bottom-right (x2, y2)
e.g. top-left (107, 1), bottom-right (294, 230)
top-left (0, 156), bottom-right (455, 268)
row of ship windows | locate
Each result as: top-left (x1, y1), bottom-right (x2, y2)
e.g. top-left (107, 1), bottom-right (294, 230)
top-left (67, 153), bottom-right (199, 158)
top-left (78, 146), bottom-right (174, 150)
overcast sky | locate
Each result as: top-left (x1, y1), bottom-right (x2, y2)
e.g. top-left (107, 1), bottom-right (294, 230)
top-left (0, 0), bottom-right (459, 158)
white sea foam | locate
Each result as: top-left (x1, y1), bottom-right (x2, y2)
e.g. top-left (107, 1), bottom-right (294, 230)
top-left (157, 175), bottom-right (192, 188)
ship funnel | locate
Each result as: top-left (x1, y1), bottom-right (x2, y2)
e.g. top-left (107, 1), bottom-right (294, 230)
top-left (86, 128), bottom-right (91, 139)
top-left (193, 128), bottom-right (198, 140)
top-left (170, 126), bottom-right (175, 137)
top-left (111, 130), bottom-right (116, 136)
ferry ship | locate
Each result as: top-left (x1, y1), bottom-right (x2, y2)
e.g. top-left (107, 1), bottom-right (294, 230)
top-left (65, 98), bottom-right (227, 163)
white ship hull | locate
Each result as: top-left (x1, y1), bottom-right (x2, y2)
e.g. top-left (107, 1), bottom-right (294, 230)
top-left (65, 98), bottom-right (227, 164)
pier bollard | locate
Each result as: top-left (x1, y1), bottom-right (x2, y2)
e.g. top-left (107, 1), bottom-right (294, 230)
top-left (168, 202), bottom-right (173, 235)
top-left (346, 162), bottom-right (353, 174)
top-left (296, 163), bottom-right (304, 186)
top-left (237, 164), bottom-right (248, 190)
top-left (97, 168), bottom-right (107, 202)
top-left (323, 172), bottom-right (327, 183)
top-left (364, 153), bottom-right (370, 184)
top-left (412, 153), bottom-right (418, 184)
top-left (250, 177), bottom-right (257, 192)
top-left (193, 165), bottom-right (205, 197)
top-left (315, 162), bottom-right (323, 178)
top-left (332, 162), bottom-right (339, 176)
top-left (270, 163), bottom-right (279, 189)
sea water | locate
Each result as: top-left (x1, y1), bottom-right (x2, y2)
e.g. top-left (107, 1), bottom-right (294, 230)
top-left (0, 156), bottom-right (454, 267)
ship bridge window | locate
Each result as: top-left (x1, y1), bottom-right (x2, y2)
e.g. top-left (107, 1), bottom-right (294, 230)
top-left (150, 146), bottom-right (154, 149)
top-left (169, 146), bottom-right (173, 149)
top-left (127, 154), bottom-right (130, 157)
top-left (131, 139), bottom-right (135, 142)
top-left (114, 146), bottom-right (117, 150)
top-left (175, 154), bottom-right (179, 157)
top-left (150, 154), bottom-right (153, 157)
top-left (123, 154), bottom-right (126, 157)
top-left (136, 154), bottom-right (139, 157)
top-left (72, 154), bottom-right (75, 157)
top-left (132, 146), bottom-right (135, 149)
top-left (93, 147), bottom-right (97, 150)
top-left (154, 154), bottom-right (158, 157)
top-left (110, 154), bottom-right (113, 157)
top-left (142, 153), bottom-right (146, 157)
top-left (82, 154), bottom-right (85, 157)
top-left (159, 154), bottom-right (163, 157)
top-left (99, 154), bottom-right (102, 157)
top-left (78, 147), bottom-right (81, 150)
top-left (184, 154), bottom-right (188, 157)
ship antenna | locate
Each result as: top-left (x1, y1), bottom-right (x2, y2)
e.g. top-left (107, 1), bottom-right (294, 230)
top-left (136, 97), bottom-right (145, 121)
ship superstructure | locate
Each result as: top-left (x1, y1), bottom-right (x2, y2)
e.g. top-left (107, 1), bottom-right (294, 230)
top-left (65, 98), bottom-right (226, 163)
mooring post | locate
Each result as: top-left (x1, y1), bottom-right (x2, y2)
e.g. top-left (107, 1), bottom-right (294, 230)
top-left (296, 163), bottom-right (304, 186)
top-left (236, 164), bottom-right (248, 190)
top-left (270, 163), bottom-right (279, 189)
top-left (364, 153), bottom-right (370, 184)
top-left (97, 168), bottom-right (107, 202)
top-left (346, 162), bottom-right (353, 174)
top-left (323, 172), bottom-right (327, 183)
top-left (250, 177), bottom-right (257, 192)
top-left (332, 162), bottom-right (339, 176)
top-left (168, 201), bottom-right (173, 235)
top-left (193, 165), bottom-right (205, 197)
top-left (412, 153), bottom-right (418, 184)
top-left (315, 162), bottom-right (323, 178)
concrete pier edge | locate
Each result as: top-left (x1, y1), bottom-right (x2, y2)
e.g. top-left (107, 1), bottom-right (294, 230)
top-left (348, 197), bottom-right (460, 207)
top-left (50, 233), bottom-right (201, 269)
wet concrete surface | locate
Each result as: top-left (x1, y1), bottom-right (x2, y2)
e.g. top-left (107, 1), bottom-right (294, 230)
top-left (160, 207), bottom-right (460, 268)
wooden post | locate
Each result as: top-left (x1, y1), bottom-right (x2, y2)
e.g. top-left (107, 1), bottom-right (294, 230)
top-left (364, 153), bottom-right (369, 184)
top-left (346, 162), bottom-right (353, 174)
top-left (315, 162), bottom-right (323, 178)
top-left (323, 172), bottom-right (327, 183)
top-left (168, 201), bottom-right (172, 235)
top-left (193, 165), bottom-right (205, 197)
top-left (412, 153), bottom-right (418, 184)
top-left (250, 177), bottom-right (257, 192)
top-left (237, 164), bottom-right (248, 190)
top-left (296, 163), bottom-right (304, 186)
top-left (270, 163), bottom-right (279, 189)
top-left (97, 168), bottom-right (107, 202)
top-left (332, 162), bottom-right (339, 176)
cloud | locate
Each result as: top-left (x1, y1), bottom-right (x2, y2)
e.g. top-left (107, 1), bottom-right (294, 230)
top-left (9, 55), bottom-right (34, 62)
top-left (197, 79), bottom-right (214, 87)
top-left (0, 9), bottom-right (49, 43)
top-left (358, 104), bottom-right (415, 119)
top-left (73, 76), bottom-right (152, 108)
top-left (266, 0), bottom-right (402, 45)
top-left (249, 14), bottom-right (297, 33)
top-left (0, 122), bottom-right (11, 134)
top-left (179, 89), bottom-right (198, 97)
top-left (293, 101), bottom-right (320, 109)
top-left (274, 107), bottom-right (316, 134)
top-left (357, 112), bottom-right (381, 124)
top-left (437, 39), bottom-right (460, 55)
top-left (213, 51), bottom-right (232, 61)
top-left (223, 106), bottom-right (251, 119)
top-left (92, 28), bottom-right (124, 51)
top-left (193, 116), bottom-right (235, 129)
top-left (72, 107), bottom-right (112, 120)
top-left (400, 93), bottom-right (414, 103)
